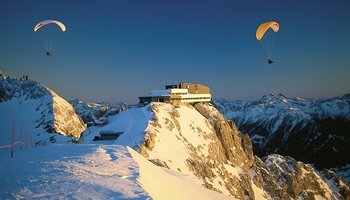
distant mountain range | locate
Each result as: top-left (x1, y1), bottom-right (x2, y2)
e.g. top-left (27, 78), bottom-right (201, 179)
top-left (70, 99), bottom-right (128, 126)
top-left (214, 93), bottom-right (350, 181)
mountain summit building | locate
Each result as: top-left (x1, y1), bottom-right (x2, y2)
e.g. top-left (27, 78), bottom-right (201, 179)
top-left (139, 83), bottom-right (212, 104)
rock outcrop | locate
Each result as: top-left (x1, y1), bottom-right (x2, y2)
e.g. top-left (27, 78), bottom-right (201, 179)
top-left (251, 154), bottom-right (350, 199)
top-left (194, 103), bottom-right (254, 170)
top-left (138, 102), bottom-right (349, 199)
top-left (0, 73), bottom-right (86, 143)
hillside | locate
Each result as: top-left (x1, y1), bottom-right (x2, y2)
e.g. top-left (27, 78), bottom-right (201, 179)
top-left (85, 102), bottom-right (349, 199)
top-left (0, 73), bottom-right (86, 147)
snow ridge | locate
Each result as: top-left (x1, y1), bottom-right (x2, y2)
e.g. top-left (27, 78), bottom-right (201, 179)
top-left (0, 75), bottom-right (86, 146)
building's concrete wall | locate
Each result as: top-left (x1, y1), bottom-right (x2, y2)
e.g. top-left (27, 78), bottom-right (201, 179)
top-left (179, 83), bottom-right (210, 94)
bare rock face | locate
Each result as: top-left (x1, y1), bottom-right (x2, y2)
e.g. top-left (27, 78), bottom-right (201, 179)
top-left (251, 154), bottom-right (350, 199)
top-left (194, 103), bottom-right (254, 170)
top-left (241, 133), bottom-right (254, 166)
top-left (249, 156), bottom-right (287, 199)
top-left (140, 105), bottom-right (160, 157)
top-left (321, 169), bottom-right (350, 198)
top-left (48, 89), bottom-right (86, 137)
top-left (140, 130), bottom-right (156, 157)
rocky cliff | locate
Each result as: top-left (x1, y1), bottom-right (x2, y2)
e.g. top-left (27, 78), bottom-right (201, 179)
top-left (137, 102), bottom-right (349, 199)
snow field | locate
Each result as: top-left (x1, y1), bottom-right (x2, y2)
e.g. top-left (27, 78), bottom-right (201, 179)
top-left (0, 144), bottom-right (150, 199)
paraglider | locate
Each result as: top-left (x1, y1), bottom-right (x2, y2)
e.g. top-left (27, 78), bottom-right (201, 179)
top-left (34, 20), bottom-right (66, 32)
top-left (256, 21), bottom-right (279, 64)
top-left (34, 20), bottom-right (66, 56)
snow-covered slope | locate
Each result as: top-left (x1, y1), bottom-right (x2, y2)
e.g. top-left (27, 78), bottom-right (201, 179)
top-left (85, 102), bottom-right (349, 199)
top-left (0, 73), bottom-right (86, 147)
top-left (83, 104), bottom-right (153, 147)
top-left (0, 140), bottom-right (239, 200)
top-left (214, 94), bottom-right (350, 173)
top-left (0, 144), bottom-right (150, 199)
top-left (128, 147), bottom-right (234, 200)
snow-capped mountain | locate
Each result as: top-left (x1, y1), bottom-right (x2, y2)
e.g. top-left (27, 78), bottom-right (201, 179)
top-left (214, 94), bottom-right (350, 180)
top-left (70, 99), bottom-right (128, 126)
top-left (84, 102), bottom-right (349, 199)
top-left (0, 73), bottom-right (86, 146)
top-left (1, 73), bottom-right (348, 200)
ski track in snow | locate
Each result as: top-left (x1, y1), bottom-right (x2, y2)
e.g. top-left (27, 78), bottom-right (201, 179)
top-left (0, 144), bottom-right (150, 199)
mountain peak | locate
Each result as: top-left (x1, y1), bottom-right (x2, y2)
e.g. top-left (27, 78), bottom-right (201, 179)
top-left (0, 76), bottom-right (51, 102)
top-left (259, 92), bottom-right (288, 103)
top-left (0, 76), bottom-right (86, 143)
top-left (340, 93), bottom-right (350, 100)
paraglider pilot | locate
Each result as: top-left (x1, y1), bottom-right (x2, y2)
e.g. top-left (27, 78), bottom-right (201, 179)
top-left (46, 51), bottom-right (51, 56)
top-left (267, 59), bottom-right (274, 64)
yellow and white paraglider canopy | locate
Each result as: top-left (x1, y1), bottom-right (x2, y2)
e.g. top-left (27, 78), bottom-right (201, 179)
top-left (34, 20), bottom-right (66, 32)
top-left (256, 22), bottom-right (279, 41)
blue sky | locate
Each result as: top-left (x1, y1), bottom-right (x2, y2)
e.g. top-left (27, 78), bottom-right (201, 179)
top-left (1, 0), bottom-right (350, 103)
